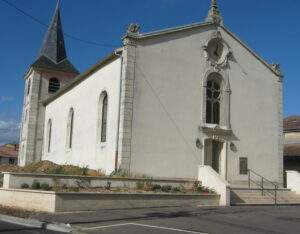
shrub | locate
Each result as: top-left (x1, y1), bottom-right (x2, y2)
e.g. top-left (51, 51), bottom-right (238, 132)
top-left (105, 181), bottom-right (111, 190)
top-left (193, 181), bottom-right (201, 191)
top-left (136, 181), bottom-right (145, 190)
top-left (21, 183), bottom-right (29, 189)
top-left (81, 165), bottom-right (89, 176)
top-left (31, 180), bottom-right (41, 190)
top-left (161, 185), bottom-right (172, 193)
top-left (144, 181), bottom-right (153, 191)
top-left (151, 184), bottom-right (161, 191)
top-left (110, 169), bottom-right (129, 177)
top-left (40, 183), bottom-right (51, 191)
top-left (171, 186), bottom-right (181, 193)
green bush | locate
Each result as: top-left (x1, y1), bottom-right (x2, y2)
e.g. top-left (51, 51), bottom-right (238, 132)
top-left (105, 181), bottom-right (111, 190)
top-left (144, 181), bottom-right (153, 191)
top-left (171, 186), bottom-right (181, 193)
top-left (40, 183), bottom-right (51, 191)
top-left (151, 184), bottom-right (161, 191)
top-left (21, 183), bottom-right (29, 189)
top-left (31, 180), bottom-right (41, 190)
top-left (136, 181), bottom-right (145, 190)
top-left (161, 185), bottom-right (172, 192)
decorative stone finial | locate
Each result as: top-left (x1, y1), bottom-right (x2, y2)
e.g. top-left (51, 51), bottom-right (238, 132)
top-left (126, 23), bottom-right (140, 36)
top-left (206, 0), bottom-right (223, 25)
top-left (272, 63), bottom-right (283, 76)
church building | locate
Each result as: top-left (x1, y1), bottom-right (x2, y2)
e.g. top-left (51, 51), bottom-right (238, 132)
top-left (18, 0), bottom-right (284, 185)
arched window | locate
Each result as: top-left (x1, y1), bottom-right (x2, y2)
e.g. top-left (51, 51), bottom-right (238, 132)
top-left (48, 78), bottom-right (60, 93)
top-left (97, 91), bottom-right (108, 143)
top-left (206, 75), bottom-right (221, 124)
top-left (47, 119), bottom-right (52, 153)
top-left (66, 108), bottom-right (74, 149)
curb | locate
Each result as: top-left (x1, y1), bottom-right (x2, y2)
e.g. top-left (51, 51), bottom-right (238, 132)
top-left (0, 214), bottom-right (72, 233)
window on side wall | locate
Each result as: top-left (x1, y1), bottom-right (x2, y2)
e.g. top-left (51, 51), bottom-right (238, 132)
top-left (98, 91), bottom-right (108, 143)
top-left (239, 157), bottom-right (248, 175)
top-left (66, 108), bottom-right (74, 149)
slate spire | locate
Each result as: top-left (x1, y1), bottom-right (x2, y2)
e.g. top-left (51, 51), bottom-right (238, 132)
top-left (39, 0), bottom-right (67, 63)
top-left (206, 0), bottom-right (223, 25)
top-left (32, 0), bottom-right (79, 74)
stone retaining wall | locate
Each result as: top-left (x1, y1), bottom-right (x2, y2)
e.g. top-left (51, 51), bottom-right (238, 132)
top-left (0, 188), bottom-right (220, 212)
top-left (2, 172), bottom-right (195, 190)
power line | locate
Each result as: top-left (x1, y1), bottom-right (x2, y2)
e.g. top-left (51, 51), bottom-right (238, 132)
top-left (136, 65), bottom-right (201, 163)
top-left (0, 0), bottom-right (120, 48)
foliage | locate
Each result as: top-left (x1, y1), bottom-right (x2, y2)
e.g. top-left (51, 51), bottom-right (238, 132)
top-left (151, 184), bottom-right (162, 191)
top-left (161, 185), bottom-right (172, 193)
top-left (31, 180), bottom-right (41, 190)
top-left (40, 183), bottom-right (51, 191)
top-left (135, 181), bottom-right (145, 190)
top-left (21, 183), bottom-right (29, 189)
top-left (171, 186), bottom-right (182, 193)
top-left (105, 181), bottom-right (111, 190)
top-left (192, 181), bottom-right (215, 193)
top-left (110, 169), bottom-right (130, 177)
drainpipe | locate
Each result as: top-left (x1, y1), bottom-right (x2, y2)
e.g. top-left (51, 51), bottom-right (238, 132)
top-left (114, 49), bottom-right (123, 171)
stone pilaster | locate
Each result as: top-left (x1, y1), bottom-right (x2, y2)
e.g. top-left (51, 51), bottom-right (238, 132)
top-left (277, 77), bottom-right (284, 185)
top-left (117, 37), bottom-right (137, 172)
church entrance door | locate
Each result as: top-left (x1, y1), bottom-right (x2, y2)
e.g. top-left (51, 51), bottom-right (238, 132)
top-left (204, 139), bottom-right (223, 174)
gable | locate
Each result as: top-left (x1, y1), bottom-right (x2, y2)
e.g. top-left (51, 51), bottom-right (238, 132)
top-left (131, 22), bottom-right (281, 78)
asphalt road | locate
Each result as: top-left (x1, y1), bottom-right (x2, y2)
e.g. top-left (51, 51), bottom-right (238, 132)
top-left (0, 221), bottom-right (62, 234)
top-left (1, 206), bottom-right (300, 233)
top-left (34, 205), bottom-right (300, 234)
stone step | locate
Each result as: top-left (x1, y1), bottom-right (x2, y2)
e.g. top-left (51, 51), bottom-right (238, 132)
top-left (230, 188), bottom-right (300, 205)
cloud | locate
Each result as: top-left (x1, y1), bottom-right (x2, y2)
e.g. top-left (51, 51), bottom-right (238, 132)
top-left (0, 120), bottom-right (20, 146)
top-left (0, 96), bottom-right (14, 102)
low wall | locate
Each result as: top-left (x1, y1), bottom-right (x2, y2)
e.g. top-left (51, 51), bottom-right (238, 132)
top-left (0, 188), bottom-right (56, 212)
top-left (198, 165), bottom-right (230, 206)
top-left (2, 172), bottom-right (194, 190)
top-left (286, 170), bottom-right (300, 194)
top-left (0, 188), bottom-right (219, 212)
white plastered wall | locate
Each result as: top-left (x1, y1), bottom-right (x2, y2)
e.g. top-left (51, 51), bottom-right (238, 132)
top-left (43, 58), bottom-right (121, 174)
top-left (129, 25), bottom-right (282, 181)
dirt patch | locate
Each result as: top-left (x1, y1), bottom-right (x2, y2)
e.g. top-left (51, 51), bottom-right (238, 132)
top-left (0, 160), bottom-right (104, 176)
top-left (0, 205), bottom-right (46, 219)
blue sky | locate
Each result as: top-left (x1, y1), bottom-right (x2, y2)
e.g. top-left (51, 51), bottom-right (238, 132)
top-left (0, 0), bottom-right (299, 145)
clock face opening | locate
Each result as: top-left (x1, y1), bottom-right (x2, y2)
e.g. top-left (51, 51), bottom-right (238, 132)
top-left (207, 38), bottom-right (224, 62)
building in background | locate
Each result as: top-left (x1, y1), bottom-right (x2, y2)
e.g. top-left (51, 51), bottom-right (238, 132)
top-left (284, 116), bottom-right (300, 172)
top-left (0, 144), bottom-right (18, 165)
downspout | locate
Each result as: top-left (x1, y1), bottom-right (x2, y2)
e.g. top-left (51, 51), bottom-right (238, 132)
top-left (114, 49), bottom-right (123, 171)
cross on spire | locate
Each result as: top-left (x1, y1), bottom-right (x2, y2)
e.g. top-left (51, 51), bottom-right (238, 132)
top-left (206, 0), bottom-right (223, 25)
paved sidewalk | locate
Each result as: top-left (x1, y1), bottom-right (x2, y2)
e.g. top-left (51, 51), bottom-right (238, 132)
top-left (30, 205), bottom-right (300, 234)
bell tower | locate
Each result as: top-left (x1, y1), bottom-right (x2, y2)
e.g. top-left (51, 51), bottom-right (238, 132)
top-left (18, 1), bottom-right (79, 166)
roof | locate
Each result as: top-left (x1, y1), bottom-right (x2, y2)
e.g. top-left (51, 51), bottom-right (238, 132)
top-left (43, 52), bottom-right (119, 105)
top-left (31, 1), bottom-right (78, 75)
top-left (31, 56), bottom-right (79, 74)
top-left (284, 144), bottom-right (300, 157)
top-left (0, 144), bottom-right (19, 158)
top-left (284, 116), bottom-right (300, 132)
top-left (39, 1), bottom-right (66, 63)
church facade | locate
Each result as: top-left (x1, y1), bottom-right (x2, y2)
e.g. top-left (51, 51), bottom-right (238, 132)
top-left (19, 1), bottom-right (284, 184)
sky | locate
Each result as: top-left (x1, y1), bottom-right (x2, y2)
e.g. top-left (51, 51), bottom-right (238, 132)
top-left (0, 0), bottom-right (299, 145)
